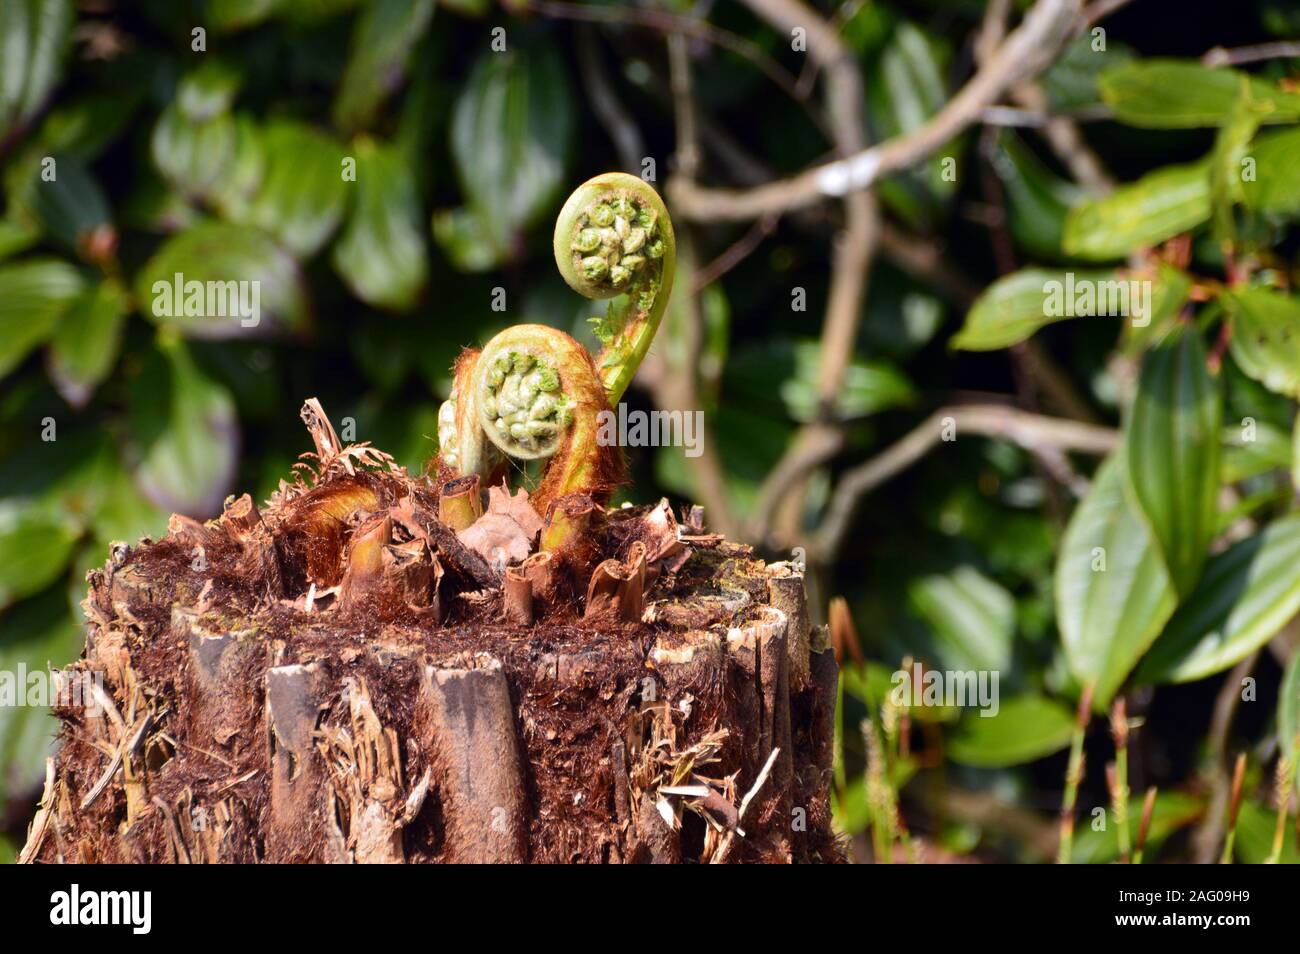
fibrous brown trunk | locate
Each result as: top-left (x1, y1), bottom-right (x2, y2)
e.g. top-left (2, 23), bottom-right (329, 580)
top-left (20, 403), bottom-right (840, 864)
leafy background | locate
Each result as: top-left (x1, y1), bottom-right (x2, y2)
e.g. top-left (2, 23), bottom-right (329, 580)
top-left (2, 0), bottom-right (1300, 863)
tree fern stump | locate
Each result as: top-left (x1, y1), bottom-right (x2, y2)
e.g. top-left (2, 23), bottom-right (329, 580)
top-left (20, 409), bottom-right (839, 865)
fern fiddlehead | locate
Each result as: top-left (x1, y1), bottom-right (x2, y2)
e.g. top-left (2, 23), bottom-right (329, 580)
top-left (553, 172), bottom-right (676, 406)
top-left (437, 173), bottom-right (676, 514)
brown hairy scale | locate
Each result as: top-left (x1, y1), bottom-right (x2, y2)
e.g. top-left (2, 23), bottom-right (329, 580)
top-left (20, 401), bottom-right (839, 864)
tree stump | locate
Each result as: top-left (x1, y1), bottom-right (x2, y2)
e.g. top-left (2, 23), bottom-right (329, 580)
top-left (19, 404), bottom-right (840, 864)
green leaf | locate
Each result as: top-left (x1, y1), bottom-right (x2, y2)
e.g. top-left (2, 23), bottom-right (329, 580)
top-left (1139, 513), bottom-right (1300, 684)
top-left (136, 222), bottom-right (309, 337)
top-left (0, 588), bottom-right (83, 813)
top-left (430, 206), bottom-right (500, 272)
top-left (952, 267), bottom-right (1117, 351)
top-left (238, 120), bottom-right (347, 257)
top-left (0, 501), bottom-right (80, 611)
top-left (1242, 126), bottom-right (1300, 216)
top-left (1125, 328), bottom-right (1222, 595)
top-left (0, 258), bottom-right (84, 377)
top-left (1056, 454), bottom-right (1178, 707)
top-left (906, 565), bottom-right (1014, 673)
top-left (47, 280), bottom-right (130, 408)
top-left (1222, 419), bottom-right (1290, 483)
top-left (0, 218), bottom-right (38, 262)
top-left (1099, 59), bottom-right (1300, 128)
top-left (7, 152), bottom-right (111, 254)
top-left (443, 43), bottom-right (573, 268)
top-left (948, 694), bottom-right (1076, 768)
top-left (1063, 162), bottom-right (1211, 260)
top-left (1119, 264), bottom-right (1192, 355)
top-left (331, 138), bottom-right (428, 311)
top-left (207, 0), bottom-right (285, 32)
top-left (1224, 286), bottom-right (1300, 397)
top-left (0, 0), bottom-right (74, 141)
top-left (128, 337), bottom-right (239, 518)
top-left (149, 60), bottom-right (255, 207)
top-left (780, 341), bottom-right (913, 422)
top-left (1072, 791), bottom-right (1203, 864)
top-left (1232, 802), bottom-right (1300, 863)
top-left (35, 90), bottom-right (143, 161)
top-left (1041, 35), bottom-right (1134, 110)
top-left (333, 0), bottom-right (435, 133)
top-left (1209, 93), bottom-right (1263, 244)
top-left (1279, 649), bottom-right (1300, 753)
top-left (990, 132), bottom-right (1088, 260)
top-left (152, 105), bottom-right (260, 208)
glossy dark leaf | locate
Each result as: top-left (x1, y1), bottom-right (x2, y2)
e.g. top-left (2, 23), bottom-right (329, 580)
top-left (0, 257), bottom-right (84, 377)
top-left (1063, 163), bottom-right (1211, 260)
top-left (0, 0), bottom-right (74, 141)
top-left (331, 138), bottom-right (428, 311)
top-left (952, 267), bottom-right (1118, 351)
top-left (948, 694), bottom-right (1076, 768)
top-left (47, 279), bottom-right (129, 408)
top-left (238, 120), bottom-right (347, 257)
top-left (136, 222), bottom-right (309, 337)
top-left (1056, 454), bottom-right (1177, 707)
top-left (1139, 513), bottom-right (1300, 684)
top-left (1224, 287), bottom-right (1300, 397)
top-left (333, 0), bottom-right (435, 133)
top-left (1242, 125), bottom-right (1300, 216)
top-left (0, 589), bottom-right (82, 812)
top-left (1125, 328), bottom-right (1222, 596)
top-left (128, 336), bottom-right (239, 518)
top-left (906, 565), bottom-right (1014, 673)
top-left (8, 152), bottom-right (111, 253)
top-left (442, 43), bottom-right (573, 268)
top-left (1099, 59), bottom-right (1300, 128)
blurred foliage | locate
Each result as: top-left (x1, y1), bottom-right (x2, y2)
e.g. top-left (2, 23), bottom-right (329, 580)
top-left (0, 0), bottom-right (1299, 863)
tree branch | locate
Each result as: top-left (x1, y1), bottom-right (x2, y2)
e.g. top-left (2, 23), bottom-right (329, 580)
top-left (809, 404), bottom-right (1118, 559)
top-left (669, 0), bottom-right (1084, 222)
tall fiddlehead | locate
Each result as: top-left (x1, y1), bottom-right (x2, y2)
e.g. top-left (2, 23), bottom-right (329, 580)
top-left (553, 172), bottom-right (676, 406)
top-left (437, 173), bottom-right (676, 514)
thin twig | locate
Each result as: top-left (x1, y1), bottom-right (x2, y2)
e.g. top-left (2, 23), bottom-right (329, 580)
top-left (691, 214), bottom-right (778, 292)
top-left (1057, 684), bottom-right (1094, 864)
top-left (1203, 41), bottom-right (1300, 67)
top-left (669, 0), bottom-right (1084, 221)
top-left (810, 403), bottom-right (1118, 559)
top-left (1193, 651), bottom-right (1259, 862)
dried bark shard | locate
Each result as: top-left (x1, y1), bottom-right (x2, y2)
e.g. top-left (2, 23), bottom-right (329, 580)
top-left (266, 663), bottom-right (328, 862)
top-left (438, 475), bottom-right (482, 531)
top-left (767, 568), bottom-right (812, 692)
top-left (339, 514), bottom-right (391, 609)
top-left (520, 550), bottom-right (557, 609)
top-left (319, 678), bottom-right (406, 864)
top-left (503, 566), bottom-right (534, 625)
top-left (727, 607), bottom-right (794, 861)
top-left (417, 655), bottom-right (527, 862)
top-left (541, 492), bottom-right (596, 552)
